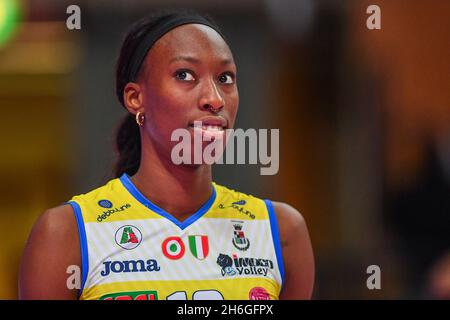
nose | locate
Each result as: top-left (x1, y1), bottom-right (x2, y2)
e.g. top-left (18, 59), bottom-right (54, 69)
top-left (199, 78), bottom-right (225, 113)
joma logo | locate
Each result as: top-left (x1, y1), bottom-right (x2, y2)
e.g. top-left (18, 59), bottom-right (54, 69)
top-left (101, 259), bottom-right (161, 277)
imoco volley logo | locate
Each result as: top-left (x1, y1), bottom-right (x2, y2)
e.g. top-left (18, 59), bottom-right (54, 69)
top-left (216, 253), bottom-right (274, 277)
top-left (115, 225), bottom-right (142, 250)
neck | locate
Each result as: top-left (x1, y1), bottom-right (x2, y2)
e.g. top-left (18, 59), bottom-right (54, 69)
top-left (130, 136), bottom-right (213, 222)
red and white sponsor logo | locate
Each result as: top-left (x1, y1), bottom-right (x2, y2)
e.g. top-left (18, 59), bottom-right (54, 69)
top-left (161, 236), bottom-right (185, 260)
top-left (249, 287), bottom-right (270, 300)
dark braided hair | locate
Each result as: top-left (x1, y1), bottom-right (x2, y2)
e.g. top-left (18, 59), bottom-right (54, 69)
top-left (113, 9), bottom-right (222, 178)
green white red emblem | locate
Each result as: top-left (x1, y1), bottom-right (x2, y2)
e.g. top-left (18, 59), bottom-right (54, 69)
top-left (188, 235), bottom-right (209, 260)
top-left (162, 236), bottom-right (185, 260)
top-left (115, 225), bottom-right (142, 250)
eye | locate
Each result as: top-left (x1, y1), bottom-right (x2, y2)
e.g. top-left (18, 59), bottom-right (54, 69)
top-left (218, 72), bottom-right (235, 84)
top-left (175, 70), bottom-right (195, 81)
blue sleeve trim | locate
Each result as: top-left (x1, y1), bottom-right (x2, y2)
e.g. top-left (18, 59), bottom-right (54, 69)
top-left (67, 201), bottom-right (89, 298)
top-left (264, 199), bottom-right (285, 288)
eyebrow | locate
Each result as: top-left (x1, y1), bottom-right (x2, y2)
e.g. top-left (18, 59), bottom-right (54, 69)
top-left (169, 56), bottom-right (234, 66)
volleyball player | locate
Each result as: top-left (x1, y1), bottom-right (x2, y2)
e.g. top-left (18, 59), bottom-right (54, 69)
top-left (19, 10), bottom-right (314, 300)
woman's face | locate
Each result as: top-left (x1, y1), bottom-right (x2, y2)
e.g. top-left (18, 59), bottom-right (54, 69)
top-left (136, 23), bottom-right (239, 160)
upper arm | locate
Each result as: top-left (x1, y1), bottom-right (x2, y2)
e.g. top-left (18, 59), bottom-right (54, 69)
top-left (19, 204), bottom-right (81, 300)
top-left (272, 201), bottom-right (315, 300)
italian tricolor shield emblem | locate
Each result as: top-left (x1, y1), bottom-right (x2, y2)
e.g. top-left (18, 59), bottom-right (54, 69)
top-left (188, 235), bottom-right (209, 260)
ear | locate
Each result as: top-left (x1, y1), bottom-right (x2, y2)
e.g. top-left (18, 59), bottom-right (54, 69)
top-left (123, 82), bottom-right (144, 115)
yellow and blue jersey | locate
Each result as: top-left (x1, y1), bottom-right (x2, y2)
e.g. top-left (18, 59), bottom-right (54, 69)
top-left (67, 174), bottom-right (284, 300)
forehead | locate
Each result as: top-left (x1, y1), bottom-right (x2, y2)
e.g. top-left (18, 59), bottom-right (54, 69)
top-left (147, 24), bottom-right (233, 63)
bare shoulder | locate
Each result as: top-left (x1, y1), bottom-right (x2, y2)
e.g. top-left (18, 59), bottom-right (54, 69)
top-left (19, 204), bottom-right (80, 299)
top-left (32, 205), bottom-right (78, 239)
top-left (271, 201), bottom-right (307, 248)
top-left (271, 201), bottom-right (315, 299)
top-left (25, 204), bottom-right (80, 252)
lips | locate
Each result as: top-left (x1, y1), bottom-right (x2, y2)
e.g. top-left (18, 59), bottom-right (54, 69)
top-left (188, 116), bottom-right (228, 130)
top-left (188, 116), bottom-right (227, 140)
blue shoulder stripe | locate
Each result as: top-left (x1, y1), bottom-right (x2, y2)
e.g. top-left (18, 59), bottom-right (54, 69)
top-left (264, 199), bottom-right (285, 288)
top-left (66, 201), bottom-right (89, 298)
